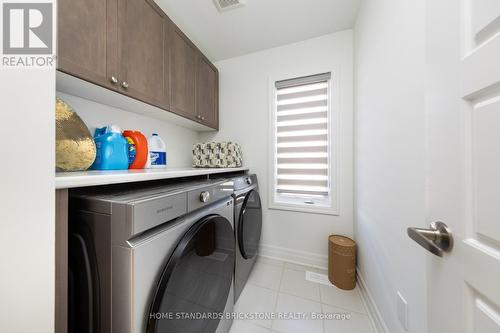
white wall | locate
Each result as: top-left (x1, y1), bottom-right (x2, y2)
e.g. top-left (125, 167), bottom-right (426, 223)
top-left (354, 0), bottom-right (427, 332)
top-left (57, 93), bottom-right (199, 167)
top-left (0, 71), bottom-right (55, 331)
top-left (200, 31), bottom-right (354, 267)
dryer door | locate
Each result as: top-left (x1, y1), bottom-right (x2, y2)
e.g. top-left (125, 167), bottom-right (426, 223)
top-left (68, 224), bottom-right (100, 333)
top-left (146, 215), bottom-right (235, 333)
top-left (238, 190), bottom-right (262, 259)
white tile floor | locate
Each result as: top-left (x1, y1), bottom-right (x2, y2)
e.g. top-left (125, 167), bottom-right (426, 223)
top-left (230, 257), bottom-right (376, 333)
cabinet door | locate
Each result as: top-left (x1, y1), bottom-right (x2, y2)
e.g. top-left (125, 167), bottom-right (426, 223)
top-left (118, 0), bottom-right (169, 109)
top-left (196, 54), bottom-right (219, 129)
top-left (58, 0), bottom-right (118, 90)
top-left (169, 25), bottom-right (196, 120)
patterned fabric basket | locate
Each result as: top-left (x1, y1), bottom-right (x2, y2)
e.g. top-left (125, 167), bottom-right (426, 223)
top-left (192, 142), bottom-right (243, 168)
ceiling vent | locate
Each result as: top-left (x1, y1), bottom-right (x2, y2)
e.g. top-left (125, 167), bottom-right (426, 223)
top-left (213, 0), bottom-right (246, 12)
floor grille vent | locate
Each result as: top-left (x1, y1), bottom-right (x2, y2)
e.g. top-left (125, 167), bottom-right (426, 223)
top-left (213, 0), bottom-right (246, 12)
top-left (305, 271), bottom-right (333, 287)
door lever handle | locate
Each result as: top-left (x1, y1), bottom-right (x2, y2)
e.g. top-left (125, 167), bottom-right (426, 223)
top-left (407, 222), bottom-right (453, 257)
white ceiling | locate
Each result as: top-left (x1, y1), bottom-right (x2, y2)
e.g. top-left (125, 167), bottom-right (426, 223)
top-left (155, 0), bottom-right (361, 62)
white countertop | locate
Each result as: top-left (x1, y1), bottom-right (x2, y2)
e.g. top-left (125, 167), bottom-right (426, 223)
top-left (55, 167), bottom-right (249, 189)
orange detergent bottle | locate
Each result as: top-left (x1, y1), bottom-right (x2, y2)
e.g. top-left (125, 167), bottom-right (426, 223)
top-left (123, 130), bottom-right (148, 169)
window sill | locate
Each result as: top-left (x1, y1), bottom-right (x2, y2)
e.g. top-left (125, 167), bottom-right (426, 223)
top-left (269, 202), bottom-right (339, 216)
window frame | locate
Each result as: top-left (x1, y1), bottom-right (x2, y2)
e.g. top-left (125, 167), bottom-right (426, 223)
top-left (268, 68), bottom-right (341, 216)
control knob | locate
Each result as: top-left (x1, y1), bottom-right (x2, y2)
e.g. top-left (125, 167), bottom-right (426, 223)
top-left (200, 191), bottom-right (210, 203)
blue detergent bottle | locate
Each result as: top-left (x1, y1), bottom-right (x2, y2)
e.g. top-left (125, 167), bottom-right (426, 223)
top-left (91, 125), bottom-right (129, 170)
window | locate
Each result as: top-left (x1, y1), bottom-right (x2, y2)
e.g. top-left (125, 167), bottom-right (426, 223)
top-left (270, 72), bottom-right (337, 214)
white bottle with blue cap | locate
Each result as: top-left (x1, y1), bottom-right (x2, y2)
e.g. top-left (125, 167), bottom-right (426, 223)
top-left (147, 133), bottom-right (167, 169)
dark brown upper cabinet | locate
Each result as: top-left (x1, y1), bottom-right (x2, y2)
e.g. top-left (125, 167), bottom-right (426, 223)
top-left (58, 0), bottom-right (118, 91)
top-left (196, 54), bottom-right (219, 129)
top-left (117, 0), bottom-right (169, 109)
top-left (58, 0), bottom-right (218, 130)
top-left (169, 24), bottom-right (197, 120)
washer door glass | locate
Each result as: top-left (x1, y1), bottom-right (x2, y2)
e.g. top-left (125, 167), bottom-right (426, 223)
top-left (146, 215), bottom-right (235, 333)
top-left (238, 190), bottom-right (262, 259)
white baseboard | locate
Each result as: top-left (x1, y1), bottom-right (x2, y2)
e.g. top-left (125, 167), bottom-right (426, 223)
top-left (357, 270), bottom-right (389, 333)
top-left (258, 243), bottom-right (328, 270)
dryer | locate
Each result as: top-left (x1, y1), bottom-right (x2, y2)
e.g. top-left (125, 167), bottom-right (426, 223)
top-left (69, 179), bottom-right (235, 333)
top-left (230, 174), bottom-right (262, 302)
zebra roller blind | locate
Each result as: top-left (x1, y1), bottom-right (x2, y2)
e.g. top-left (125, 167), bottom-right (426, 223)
top-left (274, 72), bottom-right (331, 203)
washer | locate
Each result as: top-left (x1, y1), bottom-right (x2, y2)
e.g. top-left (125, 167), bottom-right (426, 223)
top-left (68, 179), bottom-right (235, 333)
top-left (231, 174), bottom-right (262, 302)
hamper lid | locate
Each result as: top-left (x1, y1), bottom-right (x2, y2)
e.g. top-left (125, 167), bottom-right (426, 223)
top-left (329, 235), bottom-right (355, 247)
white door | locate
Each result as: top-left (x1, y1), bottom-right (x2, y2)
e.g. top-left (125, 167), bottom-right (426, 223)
top-left (418, 0), bottom-right (500, 332)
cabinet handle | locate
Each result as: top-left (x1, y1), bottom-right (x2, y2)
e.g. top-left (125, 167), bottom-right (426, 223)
top-left (121, 81), bottom-right (129, 89)
top-left (110, 76), bottom-right (118, 84)
top-left (201, 116), bottom-right (205, 120)
top-left (196, 115), bottom-right (201, 119)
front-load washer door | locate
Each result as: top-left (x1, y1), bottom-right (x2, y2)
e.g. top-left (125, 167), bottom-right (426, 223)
top-left (238, 190), bottom-right (262, 259)
top-left (68, 224), bottom-right (101, 333)
top-left (146, 215), bottom-right (235, 333)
